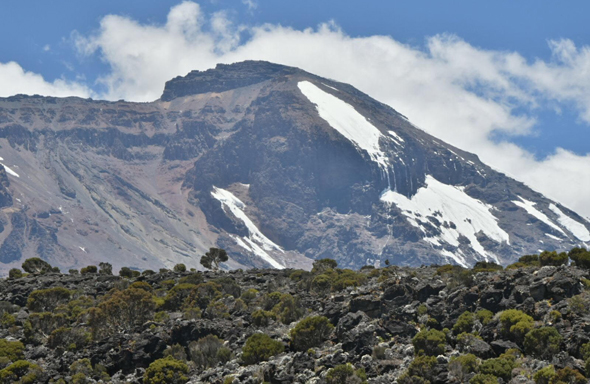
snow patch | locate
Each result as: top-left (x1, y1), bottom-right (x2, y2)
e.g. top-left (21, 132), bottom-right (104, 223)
top-left (211, 186), bottom-right (284, 269)
top-left (380, 175), bottom-right (509, 262)
top-left (0, 163), bottom-right (19, 177)
top-left (549, 204), bottom-right (590, 242)
top-left (298, 81), bottom-right (388, 170)
top-left (321, 82), bottom-right (339, 92)
top-left (545, 233), bottom-right (562, 241)
top-left (512, 197), bottom-right (565, 235)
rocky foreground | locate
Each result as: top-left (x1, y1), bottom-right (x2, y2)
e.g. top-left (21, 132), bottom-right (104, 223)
top-left (0, 256), bottom-right (590, 383)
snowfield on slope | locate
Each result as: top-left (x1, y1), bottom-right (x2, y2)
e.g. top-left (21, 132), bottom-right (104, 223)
top-left (211, 187), bottom-right (285, 269)
top-left (298, 81), bottom-right (390, 170)
top-left (549, 204), bottom-right (590, 242)
top-left (380, 175), bottom-right (510, 265)
top-left (512, 197), bottom-right (565, 235)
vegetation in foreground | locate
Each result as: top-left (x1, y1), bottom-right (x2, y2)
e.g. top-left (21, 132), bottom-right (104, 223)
top-left (0, 248), bottom-right (590, 383)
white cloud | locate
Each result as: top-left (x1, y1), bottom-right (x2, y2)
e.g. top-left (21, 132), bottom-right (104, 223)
top-left (0, 61), bottom-right (91, 98)
top-left (5, 1), bottom-right (590, 219)
top-left (242, 0), bottom-right (257, 11)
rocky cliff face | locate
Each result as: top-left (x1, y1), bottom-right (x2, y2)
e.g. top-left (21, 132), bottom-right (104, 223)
top-left (0, 61), bottom-right (587, 273)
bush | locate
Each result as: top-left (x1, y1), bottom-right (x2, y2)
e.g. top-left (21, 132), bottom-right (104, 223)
top-left (473, 261), bottom-right (503, 272)
top-left (89, 287), bottom-right (155, 335)
top-left (188, 335), bottom-right (230, 368)
top-left (569, 247), bottom-right (590, 269)
top-left (8, 269), bottom-right (22, 279)
top-left (499, 309), bottom-right (533, 343)
top-left (178, 273), bottom-right (203, 285)
top-left (21, 258), bottom-right (53, 274)
top-left (0, 340), bottom-right (24, 361)
top-left (552, 367), bottom-right (586, 384)
top-left (212, 277), bottom-right (241, 298)
top-left (476, 309), bottom-right (493, 325)
top-left (290, 316), bottom-right (334, 351)
top-left (251, 310), bottom-right (276, 327)
top-left (412, 329), bottom-right (446, 356)
top-left (449, 354), bottom-right (478, 382)
top-left (119, 267), bottom-right (133, 278)
top-left (163, 344), bottom-right (187, 362)
top-left (143, 357), bottom-right (188, 384)
top-left (240, 289), bottom-right (259, 304)
top-left (326, 364), bottom-right (367, 384)
top-left (0, 360), bottom-right (42, 383)
top-left (524, 327), bottom-right (562, 359)
top-left (539, 251), bottom-right (568, 266)
top-left (312, 258), bottom-right (338, 274)
top-left (478, 357), bottom-right (517, 382)
top-left (27, 287), bottom-right (71, 312)
top-left (533, 365), bottom-right (556, 384)
top-left (272, 293), bottom-right (305, 324)
top-left (80, 265), bottom-right (97, 274)
top-left (405, 355), bottom-right (438, 382)
top-left (470, 374), bottom-right (499, 384)
top-left (242, 333), bottom-right (284, 364)
top-left (453, 311), bottom-right (474, 334)
top-left (98, 262), bottom-right (113, 275)
top-left (173, 264), bottom-right (187, 273)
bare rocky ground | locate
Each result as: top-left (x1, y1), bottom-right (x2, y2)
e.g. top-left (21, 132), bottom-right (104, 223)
top-left (0, 254), bottom-right (589, 383)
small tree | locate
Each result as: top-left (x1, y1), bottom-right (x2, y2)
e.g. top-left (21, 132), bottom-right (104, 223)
top-left (174, 264), bottom-right (187, 273)
top-left (200, 248), bottom-right (228, 270)
top-left (22, 258), bottom-right (53, 274)
top-left (98, 262), bottom-right (113, 275)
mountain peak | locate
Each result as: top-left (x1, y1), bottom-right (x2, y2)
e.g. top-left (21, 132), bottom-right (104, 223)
top-left (160, 61), bottom-right (301, 101)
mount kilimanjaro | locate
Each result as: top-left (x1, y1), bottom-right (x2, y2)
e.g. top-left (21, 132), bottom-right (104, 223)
top-left (0, 60), bottom-right (587, 273)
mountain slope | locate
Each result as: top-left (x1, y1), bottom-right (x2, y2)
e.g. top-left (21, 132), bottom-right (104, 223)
top-left (0, 61), bottom-right (587, 272)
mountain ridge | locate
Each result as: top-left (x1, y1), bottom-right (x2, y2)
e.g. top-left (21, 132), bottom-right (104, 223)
top-left (0, 60), bottom-right (587, 273)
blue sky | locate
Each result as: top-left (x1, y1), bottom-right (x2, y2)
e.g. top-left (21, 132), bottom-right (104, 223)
top-left (1, 0), bottom-right (590, 216)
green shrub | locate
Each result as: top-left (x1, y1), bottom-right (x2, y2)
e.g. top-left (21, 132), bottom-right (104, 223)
top-left (8, 269), bottom-right (22, 279)
top-left (130, 281), bottom-right (153, 292)
top-left (473, 261), bottom-right (503, 272)
top-left (406, 355), bottom-right (438, 382)
top-left (69, 358), bottom-right (109, 382)
top-left (326, 364), bottom-right (367, 384)
top-left (98, 262), bottom-right (113, 275)
top-left (119, 267), bottom-right (133, 278)
top-left (142, 270), bottom-right (156, 276)
top-left (478, 358), bottom-right (517, 382)
top-left (242, 333), bottom-right (284, 364)
top-left (251, 310), bottom-right (276, 327)
top-left (173, 264), bottom-right (187, 273)
top-left (569, 247), bottom-right (590, 269)
top-left (272, 293), bottom-right (305, 324)
top-left (539, 251), bottom-right (568, 266)
top-left (89, 287), bottom-right (155, 335)
top-left (412, 329), bottom-right (446, 356)
top-left (290, 316), bottom-right (334, 351)
top-left (533, 365), bottom-right (556, 384)
top-left (311, 258), bottom-right (338, 274)
top-left (499, 309), bottom-right (533, 342)
top-left (212, 277), bottom-right (241, 298)
top-left (450, 354), bottom-right (478, 374)
top-left (0, 340), bottom-right (24, 361)
top-left (27, 287), bottom-right (71, 312)
top-left (476, 309), bottom-right (493, 325)
top-left (154, 311), bottom-right (170, 322)
top-left (178, 273), bottom-right (203, 285)
top-left (80, 265), bottom-right (97, 274)
top-left (21, 258), bottom-right (53, 274)
top-left (163, 282), bottom-right (221, 311)
top-left (143, 357), bottom-right (188, 384)
top-left (469, 374), bottom-right (499, 384)
top-left (453, 311), bottom-right (474, 334)
top-left (552, 367), bottom-right (586, 384)
top-left (240, 289), bottom-right (259, 304)
top-left (0, 360), bottom-right (42, 383)
top-left (524, 327), bottom-right (562, 359)
top-left (163, 344), bottom-right (187, 362)
top-left (518, 254), bottom-right (540, 266)
top-left (188, 335), bottom-right (230, 368)
top-left (0, 313), bottom-right (15, 328)
top-left (311, 274), bottom-right (332, 293)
